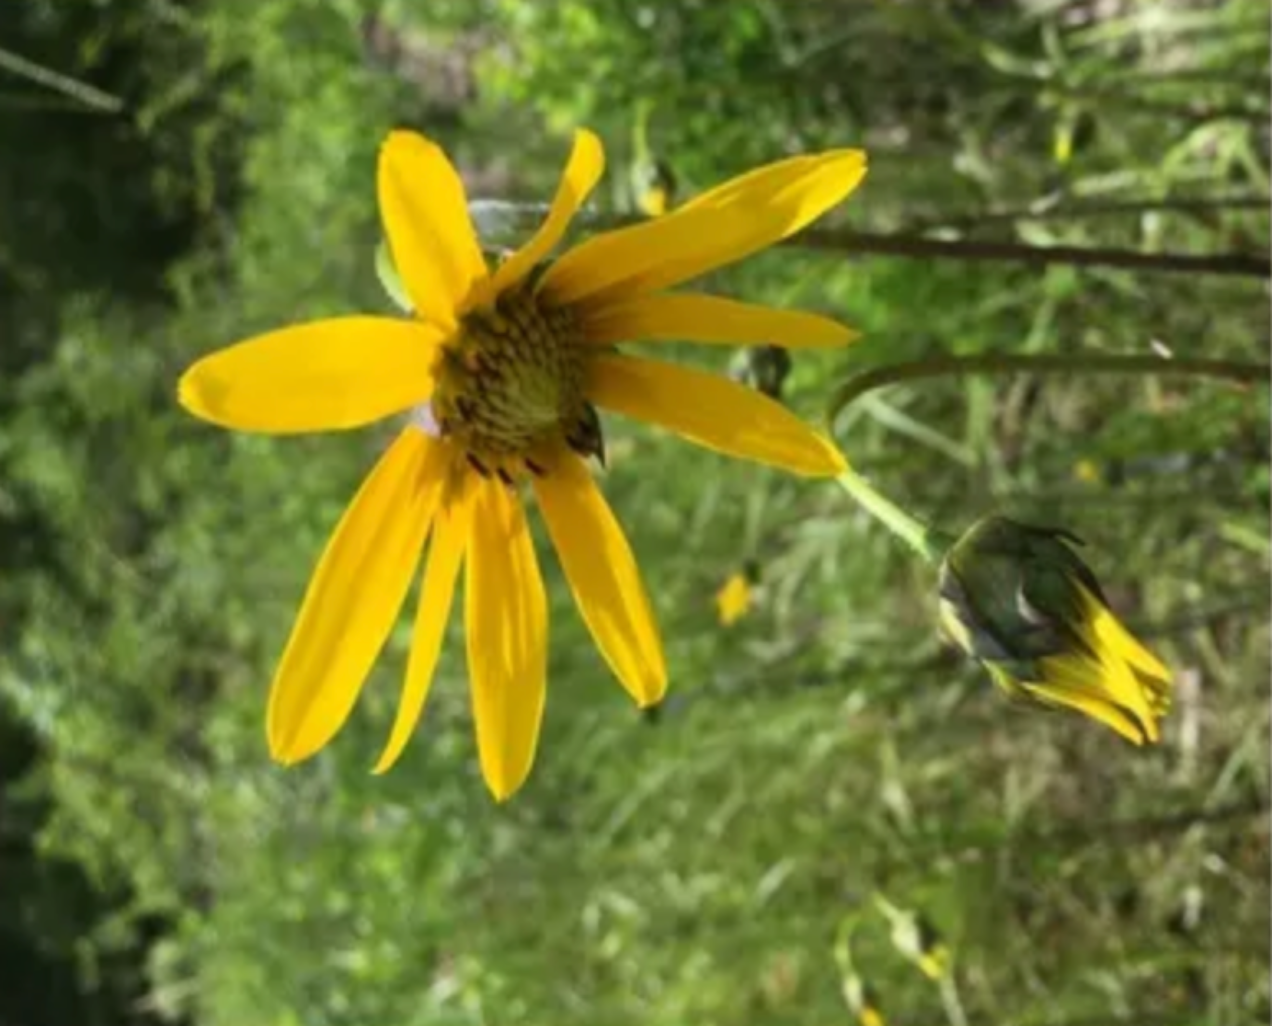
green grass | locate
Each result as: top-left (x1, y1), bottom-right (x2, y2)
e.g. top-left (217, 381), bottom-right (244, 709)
top-left (0, 1), bottom-right (1267, 1024)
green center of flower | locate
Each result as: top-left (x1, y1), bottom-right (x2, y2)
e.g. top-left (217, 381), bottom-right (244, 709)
top-left (431, 287), bottom-right (603, 477)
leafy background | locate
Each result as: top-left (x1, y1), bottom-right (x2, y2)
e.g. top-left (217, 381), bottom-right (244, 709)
top-left (0, 1), bottom-right (1267, 1024)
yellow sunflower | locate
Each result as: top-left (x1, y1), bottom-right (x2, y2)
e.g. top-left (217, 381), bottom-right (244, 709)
top-left (178, 128), bottom-right (866, 799)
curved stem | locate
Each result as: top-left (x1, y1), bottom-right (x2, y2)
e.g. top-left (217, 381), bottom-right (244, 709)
top-left (835, 467), bottom-right (951, 564)
top-left (829, 353), bottom-right (1269, 432)
top-left (826, 352), bottom-right (1267, 560)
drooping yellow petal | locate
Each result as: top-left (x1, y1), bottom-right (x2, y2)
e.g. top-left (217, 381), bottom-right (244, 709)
top-left (1024, 676), bottom-right (1149, 745)
top-left (533, 454), bottom-right (666, 706)
top-left (373, 471), bottom-right (474, 775)
top-left (1081, 587), bottom-right (1171, 681)
top-left (580, 292), bottom-right (858, 348)
top-left (586, 353), bottom-right (846, 476)
top-left (267, 428), bottom-right (447, 764)
top-left (178, 318), bottom-right (440, 433)
top-left (488, 129), bottom-right (605, 298)
top-left (544, 149), bottom-right (866, 307)
top-left (378, 131), bottom-right (488, 328)
top-left (465, 479), bottom-right (548, 800)
top-left (1034, 651), bottom-right (1158, 743)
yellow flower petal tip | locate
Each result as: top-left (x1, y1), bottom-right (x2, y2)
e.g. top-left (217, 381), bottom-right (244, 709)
top-left (630, 667), bottom-right (669, 709)
top-left (487, 779), bottom-right (520, 804)
top-left (176, 359), bottom-right (232, 426)
top-left (381, 128), bottom-right (435, 160)
top-left (266, 720), bottom-right (318, 767)
top-left (268, 746), bottom-right (300, 768)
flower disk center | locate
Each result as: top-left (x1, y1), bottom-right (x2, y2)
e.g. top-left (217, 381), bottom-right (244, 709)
top-left (432, 288), bottom-right (599, 475)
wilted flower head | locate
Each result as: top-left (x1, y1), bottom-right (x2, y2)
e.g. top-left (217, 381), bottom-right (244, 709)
top-left (938, 516), bottom-right (1171, 744)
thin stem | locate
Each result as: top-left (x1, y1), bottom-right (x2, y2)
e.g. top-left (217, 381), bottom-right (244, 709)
top-left (904, 194), bottom-right (1270, 233)
top-left (798, 228), bottom-right (1270, 278)
top-left (939, 976), bottom-right (969, 1026)
top-left (835, 467), bottom-right (950, 564)
top-left (829, 353), bottom-right (1269, 431)
top-left (0, 46), bottom-right (124, 114)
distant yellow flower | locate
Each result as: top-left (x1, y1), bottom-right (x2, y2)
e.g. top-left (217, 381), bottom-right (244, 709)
top-left (1072, 458), bottom-right (1102, 483)
top-left (715, 570), bottom-right (754, 626)
top-left (179, 129), bottom-right (866, 799)
top-left (939, 516), bottom-right (1171, 745)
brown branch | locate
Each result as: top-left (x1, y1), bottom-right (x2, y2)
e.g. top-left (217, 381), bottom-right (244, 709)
top-left (904, 195), bottom-right (1270, 233)
top-left (798, 228), bottom-right (1270, 278)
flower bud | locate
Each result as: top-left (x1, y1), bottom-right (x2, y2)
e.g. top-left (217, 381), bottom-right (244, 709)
top-left (938, 516), bottom-right (1171, 744)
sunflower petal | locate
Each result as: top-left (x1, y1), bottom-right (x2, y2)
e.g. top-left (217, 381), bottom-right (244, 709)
top-left (466, 479), bottom-right (548, 800)
top-left (1084, 592), bottom-right (1171, 681)
top-left (580, 292), bottom-right (858, 348)
top-left (378, 131), bottom-right (487, 328)
top-left (533, 454), bottom-right (666, 706)
top-left (1034, 651), bottom-right (1158, 744)
top-left (677, 155), bottom-right (823, 214)
top-left (1024, 678), bottom-right (1150, 745)
top-left (489, 129), bottom-right (605, 297)
top-left (267, 428), bottom-right (446, 764)
top-left (587, 354), bottom-right (846, 476)
top-left (373, 472), bottom-right (474, 775)
top-left (178, 318), bottom-right (440, 433)
top-left (544, 149), bottom-right (866, 307)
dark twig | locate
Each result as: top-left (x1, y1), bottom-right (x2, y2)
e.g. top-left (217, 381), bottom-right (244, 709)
top-left (904, 195), bottom-right (1270, 234)
top-left (0, 46), bottom-right (123, 114)
top-left (800, 228), bottom-right (1270, 279)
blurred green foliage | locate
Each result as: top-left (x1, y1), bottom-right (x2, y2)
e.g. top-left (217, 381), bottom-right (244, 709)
top-left (1, 1), bottom-right (1268, 1024)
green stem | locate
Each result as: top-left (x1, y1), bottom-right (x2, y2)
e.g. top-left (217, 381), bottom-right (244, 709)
top-left (835, 467), bottom-right (950, 564)
top-left (829, 352), bottom-right (1269, 431)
